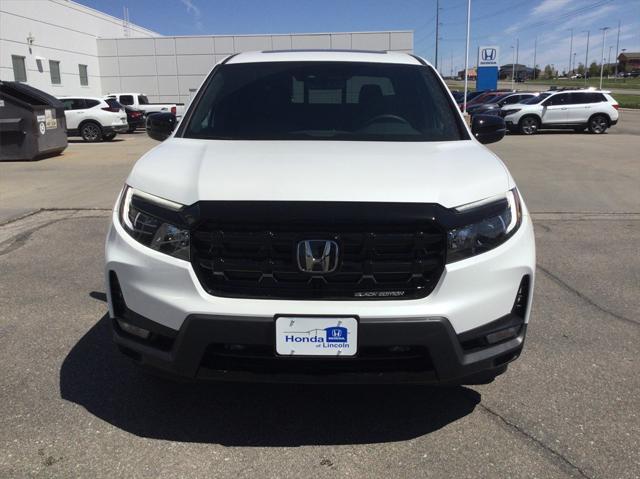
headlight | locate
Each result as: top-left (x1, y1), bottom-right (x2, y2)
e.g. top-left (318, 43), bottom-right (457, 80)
top-left (119, 186), bottom-right (190, 261)
top-left (501, 108), bottom-right (521, 117)
top-left (447, 188), bottom-right (522, 263)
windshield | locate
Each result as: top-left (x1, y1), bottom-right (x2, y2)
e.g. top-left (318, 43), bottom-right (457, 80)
top-left (105, 98), bottom-right (122, 109)
top-left (486, 94), bottom-right (508, 104)
top-left (521, 93), bottom-right (550, 104)
top-left (182, 61), bottom-right (464, 141)
top-left (138, 95), bottom-right (149, 105)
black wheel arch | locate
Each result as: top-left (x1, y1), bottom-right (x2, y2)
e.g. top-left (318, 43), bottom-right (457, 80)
top-left (78, 119), bottom-right (103, 133)
top-left (518, 114), bottom-right (541, 126)
top-left (588, 112), bottom-right (611, 126)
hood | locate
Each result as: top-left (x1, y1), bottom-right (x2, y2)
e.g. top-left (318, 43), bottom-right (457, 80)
top-left (127, 138), bottom-right (513, 209)
top-left (501, 103), bottom-right (530, 110)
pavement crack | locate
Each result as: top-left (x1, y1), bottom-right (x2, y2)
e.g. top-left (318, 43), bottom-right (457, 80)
top-left (477, 401), bottom-right (593, 479)
top-left (0, 213), bottom-right (109, 257)
top-left (537, 265), bottom-right (639, 327)
top-left (0, 209), bottom-right (44, 226)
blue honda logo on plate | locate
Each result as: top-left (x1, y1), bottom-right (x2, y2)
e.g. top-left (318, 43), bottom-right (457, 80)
top-left (482, 48), bottom-right (496, 61)
top-left (325, 326), bottom-right (348, 342)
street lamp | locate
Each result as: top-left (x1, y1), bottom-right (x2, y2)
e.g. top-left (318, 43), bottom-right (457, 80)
top-left (582, 30), bottom-right (590, 85)
top-left (608, 45), bottom-right (613, 77)
top-left (510, 45), bottom-right (515, 91)
top-left (573, 52), bottom-right (577, 75)
top-left (599, 27), bottom-right (610, 89)
top-left (462, 0), bottom-right (471, 115)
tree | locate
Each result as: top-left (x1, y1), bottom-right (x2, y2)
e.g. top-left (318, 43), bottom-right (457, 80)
top-left (577, 62), bottom-right (585, 75)
top-left (588, 61), bottom-right (599, 77)
top-left (543, 64), bottom-right (554, 80)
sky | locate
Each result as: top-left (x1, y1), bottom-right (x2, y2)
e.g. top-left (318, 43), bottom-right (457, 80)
top-left (78, 0), bottom-right (640, 74)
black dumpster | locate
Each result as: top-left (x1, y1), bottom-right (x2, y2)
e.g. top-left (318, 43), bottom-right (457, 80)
top-left (0, 81), bottom-right (67, 161)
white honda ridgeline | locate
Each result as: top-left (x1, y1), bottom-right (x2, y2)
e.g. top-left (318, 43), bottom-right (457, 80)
top-left (105, 50), bottom-right (535, 385)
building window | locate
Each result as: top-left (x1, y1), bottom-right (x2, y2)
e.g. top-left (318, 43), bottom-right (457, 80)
top-left (12, 55), bottom-right (27, 82)
top-left (49, 60), bottom-right (61, 84)
top-left (79, 64), bottom-right (88, 86)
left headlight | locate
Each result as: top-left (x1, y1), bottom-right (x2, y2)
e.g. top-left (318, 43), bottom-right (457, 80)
top-left (447, 188), bottom-right (522, 263)
top-left (118, 185), bottom-right (190, 261)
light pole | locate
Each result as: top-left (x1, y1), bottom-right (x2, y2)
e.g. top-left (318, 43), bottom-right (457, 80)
top-left (450, 51), bottom-right (454, 78)
top-left (515, 38), bottom-right (519, 83)
top-left (573, 52), bottom-right (576, 75)
top-left (435, 0), bottom-right (441, 70)
top-left (532, 36), bottom-right (537, 80)
top-left (599, 27), bottom-right (609, 89)
top-left (510, 45), bottom-right (515, 90)
top-left (568, 28), bottom-right (573, 77)
top-left (583, 30), bottom-right (590, 85)
top-left (614, 20), bottom-right (621, 80)
top-left (608, 45), bottom-right (613, 77)
top-left (462, 0), bottom-right (471, 114)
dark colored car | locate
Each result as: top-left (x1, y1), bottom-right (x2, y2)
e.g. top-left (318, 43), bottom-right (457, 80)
top-left (468, 92), bottom-right (538, 116)
top-left (457, 89), bottom-right (512, 110)
top-left (450, 90), bottom-right (465, 103)
top-left (124, 105), bottom-right (145, 133)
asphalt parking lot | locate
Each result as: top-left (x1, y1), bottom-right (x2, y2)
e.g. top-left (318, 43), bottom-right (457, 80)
top-left (1, 112), bottom-right (639, 478)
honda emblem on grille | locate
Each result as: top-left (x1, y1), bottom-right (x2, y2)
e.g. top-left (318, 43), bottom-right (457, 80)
top-left (297, 240), bottom-right (339, 273)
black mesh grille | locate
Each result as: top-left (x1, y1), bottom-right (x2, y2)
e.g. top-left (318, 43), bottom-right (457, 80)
top-left (191, 219), bottom-right (445, 300)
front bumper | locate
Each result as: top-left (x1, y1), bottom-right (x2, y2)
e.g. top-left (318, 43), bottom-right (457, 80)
top-left (111, 304), bottom-right (527, 383)
top-left (104, 124), bottom-right (129, 134)
top-left (105, 205), bottom-right (535, 383)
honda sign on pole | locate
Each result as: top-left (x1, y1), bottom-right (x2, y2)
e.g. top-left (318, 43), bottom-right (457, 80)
top-left (477, 45), bottom-right (499, 91)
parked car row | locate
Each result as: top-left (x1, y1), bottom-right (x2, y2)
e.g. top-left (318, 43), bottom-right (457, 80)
top-left (450, 88), bottom-right (620, 135)
top-left (57, 93), bottom-right (185, 142)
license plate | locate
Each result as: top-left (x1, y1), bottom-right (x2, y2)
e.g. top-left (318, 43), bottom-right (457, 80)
top-left (275, 316), bottom-right (357, 356)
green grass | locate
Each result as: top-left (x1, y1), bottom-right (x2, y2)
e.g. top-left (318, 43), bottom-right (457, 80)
top-left (610, 93), bottom-right (640, 109)
top-left (526, 77), bottom-right (640, 90)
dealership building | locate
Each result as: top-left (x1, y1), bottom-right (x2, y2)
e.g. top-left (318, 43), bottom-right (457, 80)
top-left (0, 0), bottom-right (414, 104)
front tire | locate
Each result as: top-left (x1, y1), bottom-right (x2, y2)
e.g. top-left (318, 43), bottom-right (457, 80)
top-left (519, 116), bottom-right (540, 135)
top-left (80, 122), bottom-right (103, 142)
top-left (588, 115), bottom-right (608, 134)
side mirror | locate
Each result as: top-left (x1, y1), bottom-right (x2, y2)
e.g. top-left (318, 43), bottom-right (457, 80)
top-left (146, 112), bottom-right (176, 141)
top-left (471, 114), bottom-right (506, 144)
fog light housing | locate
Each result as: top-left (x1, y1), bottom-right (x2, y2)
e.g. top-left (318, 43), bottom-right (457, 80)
top-left (116, 319), bottom-right (151, 339)
top-left (485, 326), bottom-right (520, 345)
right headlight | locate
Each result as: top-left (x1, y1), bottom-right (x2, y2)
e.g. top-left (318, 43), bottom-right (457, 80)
top-left (447, 188), bottom-right (522, 263)
top-left (118, 185), bottom-right (190, 261)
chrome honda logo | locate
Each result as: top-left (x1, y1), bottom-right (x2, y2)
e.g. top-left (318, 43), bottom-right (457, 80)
top-left (297, 240), bottom-right (339, 273)
top-left (481, 48), bottom-right (497, 61)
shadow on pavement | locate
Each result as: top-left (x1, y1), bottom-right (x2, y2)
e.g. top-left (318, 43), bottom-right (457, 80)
top-left (67, 139), bottom-right (126, 144)
top-left (60, 314), bottom-right (480, 446)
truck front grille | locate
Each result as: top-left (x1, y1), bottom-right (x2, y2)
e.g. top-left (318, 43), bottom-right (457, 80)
top-left (191, 214), bottom-right (445, 300)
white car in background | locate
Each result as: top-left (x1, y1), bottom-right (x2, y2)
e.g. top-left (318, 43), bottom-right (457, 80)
top-left (501, 89), bottom-right (619, 135)
top-left (105, 93), bottom-right (185, 120)
top-left (58, 96), bottom-right (128, 142)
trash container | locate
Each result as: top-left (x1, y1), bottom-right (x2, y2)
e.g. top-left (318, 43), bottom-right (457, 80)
top-left (0, 81), bottom-right (67, 161)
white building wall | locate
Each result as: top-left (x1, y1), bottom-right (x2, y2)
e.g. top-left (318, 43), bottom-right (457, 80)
top-left (97, 32), bottom-right (414, 104)
top-left (0, 0), bottom-right (413, 103)
top-left (0, 0), bottom-right (158, 97)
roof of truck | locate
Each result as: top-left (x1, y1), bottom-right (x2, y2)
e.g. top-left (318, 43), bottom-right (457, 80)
top-left (225, 50), bottom-right (426, 66)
